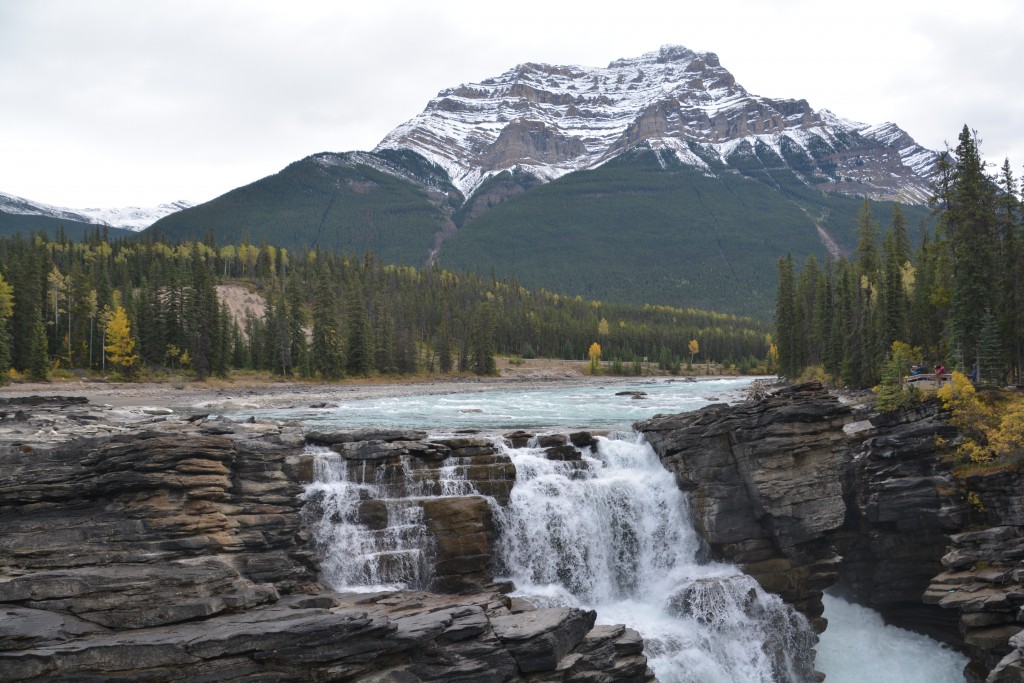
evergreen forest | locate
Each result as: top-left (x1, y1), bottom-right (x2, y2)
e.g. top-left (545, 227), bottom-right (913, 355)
top-left (0, 232), bottom-right (771, 383)
top-left (775, 125), bottom-right (1024, 389)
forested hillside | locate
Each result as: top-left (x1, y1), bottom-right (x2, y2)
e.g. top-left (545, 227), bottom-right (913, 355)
top-left (147, 150), bottom-right (457, 265)
top-left (776, 125), bottom-right (1023, 389)
top-left (0, 212), bottom-right (133, 241)
top-left (438, 146), bottom-right (931, 319)
top-left (0, 231), bottom-right (770, 383)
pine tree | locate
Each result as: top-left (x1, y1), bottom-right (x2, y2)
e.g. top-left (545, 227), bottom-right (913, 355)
top-left (881, 204), bottom-right (911, 346)
top-left (945, 126), bottom-right (998, 368)
top-left (977, 307), bottom-right (1004, 385)
top-left (28, 316), bottom-right (49, 381)
top-left (995, 158), bottom-right (1022, 382)
top-left (215, 301), bottom-right (231, 377)
top-left (438, 327), bottom-right (453, 374)
top-left (345, 279), bottom-right (373, 376)
top-left (469, 303), bottom-right (497, 375)
top-left (775, 254), bottom-right (798, 378)
top-left (311, 268), bottom-right (344, 380)
top-left (285, 271), bottom-right (309, 376)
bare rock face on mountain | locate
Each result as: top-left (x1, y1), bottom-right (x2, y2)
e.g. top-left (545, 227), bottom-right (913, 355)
top-left (377, 44), bottom-right (937, 204)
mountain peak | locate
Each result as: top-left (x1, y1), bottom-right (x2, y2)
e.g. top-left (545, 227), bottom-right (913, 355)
top-left (375, 45), bottom-right (936, 204)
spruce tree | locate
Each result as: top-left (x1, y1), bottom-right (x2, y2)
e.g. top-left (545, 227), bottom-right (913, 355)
top-left (345, 279), bottom-right (373, 376)
top-left (311, 268), bottom-right (344, 380)
top-left (996, 158), bottom-right (1022, 382)
top-left (469, 303), bottom-right (497, 376)
top-left (881, 205), bottom-right (911, 346)
top-left (28, 317), bottom-right (49, 381)
top-left (775, 254), bottom-right (798, 378)
top-left (945, 126), bottom-right (998, 367)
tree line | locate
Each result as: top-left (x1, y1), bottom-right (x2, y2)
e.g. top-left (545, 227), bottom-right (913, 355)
top-left (0, 232), bottom-right (771, 382)
top-left (775, 125), bottom-right (1023, 388)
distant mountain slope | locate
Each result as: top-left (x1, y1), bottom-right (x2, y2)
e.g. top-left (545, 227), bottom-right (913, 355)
top-left (0, 211), bottom-right (134, 241)
top-left (377, 45), bottom-right (937, 205)
top-left (438, 146), bottom-right (930, 319)
top-left (148, 150), bottom-right (458, 264)
top-left (0, 191), bottom-right (191, 232)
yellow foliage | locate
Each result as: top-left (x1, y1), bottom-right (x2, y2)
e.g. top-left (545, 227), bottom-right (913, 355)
top-left (0, 272), bottom-right (13, 319)
top-left (688, 339), bottom-right (700, 356)
top-left (104, 306), bottom-right (138, 373)
top-left (588, 342), bottom-right (601, 375)
top-left (989, 404), bottom-right (1024, 461)
top-left (937, 372), bottom-right (990, 431)
top-left (939, 373), bottom-right (1024, 466)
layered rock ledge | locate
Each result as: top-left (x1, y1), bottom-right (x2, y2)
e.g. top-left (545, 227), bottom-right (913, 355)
top-left (0, 397), bottom-right (653, 682)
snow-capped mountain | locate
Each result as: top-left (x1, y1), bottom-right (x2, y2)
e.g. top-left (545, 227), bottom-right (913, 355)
top-left (376, 45), bottom-right (937, 204)
top-left (0, 191), bottom-right (193, 231)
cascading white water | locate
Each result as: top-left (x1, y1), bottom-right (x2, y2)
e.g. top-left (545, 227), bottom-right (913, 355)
top-left (303, 447), bottom-right (427, 591)
top-left (301, 442), bottom-right (484, 591)
top-left (493, 434), bottom-right (816, 683)
top-left (301, 434), bottom-right (816, 680)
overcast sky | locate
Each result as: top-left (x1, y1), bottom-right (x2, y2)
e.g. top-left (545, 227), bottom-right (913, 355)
top-left (1, 0), bottom-right (1021, 209)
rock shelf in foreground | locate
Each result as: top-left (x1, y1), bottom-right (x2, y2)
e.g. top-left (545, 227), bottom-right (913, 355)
top-left (0, 396), bottom-right (654, 682)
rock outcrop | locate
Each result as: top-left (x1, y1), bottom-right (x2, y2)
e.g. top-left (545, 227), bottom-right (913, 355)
top-left (638, 381), bottom-right (1024, 682)
top-left (637, 382), bottom-right (852, 628)
top-left (0, 397), bottom-right (654, 682)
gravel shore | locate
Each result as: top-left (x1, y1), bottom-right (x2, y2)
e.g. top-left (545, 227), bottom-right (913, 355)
top-left (0, 370), bottom-right (636, 411)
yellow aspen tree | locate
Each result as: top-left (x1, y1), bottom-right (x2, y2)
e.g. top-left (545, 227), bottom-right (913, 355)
top-left (588, 342), bottom-right (602, 375)
top-left (104, 305), bottom-right (139, 376)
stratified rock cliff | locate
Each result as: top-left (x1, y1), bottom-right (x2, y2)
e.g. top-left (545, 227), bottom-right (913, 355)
top-left (637, 382), bottom-right (1024, 683)
top-left (0, 397), bottom-right (654, 682)
top-left (637, 382), bottom-right (852, 629)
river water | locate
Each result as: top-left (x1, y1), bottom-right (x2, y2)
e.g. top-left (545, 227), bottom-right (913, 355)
top-left (238, 377), bottom-right (967, 682)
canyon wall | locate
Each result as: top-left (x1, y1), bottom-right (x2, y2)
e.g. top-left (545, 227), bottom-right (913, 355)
top-left (637, 382), bottom-right (1024, 682)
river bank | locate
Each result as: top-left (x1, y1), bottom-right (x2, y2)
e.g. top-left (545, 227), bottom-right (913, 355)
top-left (0, 359), bottom-right (734, 410)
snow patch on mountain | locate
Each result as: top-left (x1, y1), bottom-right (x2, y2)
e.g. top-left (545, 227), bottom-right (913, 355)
top-left (375, 45), bottom-right (938, 204)
top-left (0, 192), bottom-right (192, 231)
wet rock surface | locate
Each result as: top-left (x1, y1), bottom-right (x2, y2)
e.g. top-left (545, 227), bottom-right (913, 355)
top-left (0, 397), bottom-right (654, 682)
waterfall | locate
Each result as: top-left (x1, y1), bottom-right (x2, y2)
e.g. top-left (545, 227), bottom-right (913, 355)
top-left (302, 435), bottom-right (817, 682)
top-left (302, 447), bottom-right (432, 590)
top-left (494, 434), bottom-right (816, 683)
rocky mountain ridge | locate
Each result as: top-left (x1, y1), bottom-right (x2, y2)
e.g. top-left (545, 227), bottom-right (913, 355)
top-left (377, 44), bottom-right (937, 204)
